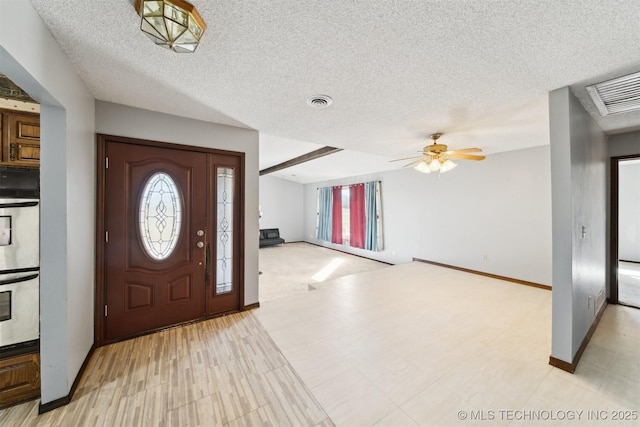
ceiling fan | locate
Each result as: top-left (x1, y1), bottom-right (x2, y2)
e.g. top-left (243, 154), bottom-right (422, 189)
top-left (390, 133), bottom-right (485, 173)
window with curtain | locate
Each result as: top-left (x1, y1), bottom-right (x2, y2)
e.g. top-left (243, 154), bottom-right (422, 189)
top-left (341, 187), bottom-right (350, 244)
top-left (332, 186), bottom-right (343, 244)
top-left (316, 187), bottom-right (332, 242)
top-left (316, 181), bottom-right (383, 251)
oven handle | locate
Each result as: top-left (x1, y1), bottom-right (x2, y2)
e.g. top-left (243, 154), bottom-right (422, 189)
top-left (0, 201), bottom-right (39, 209)
top-left (0, 273), bottom-right (39, 286)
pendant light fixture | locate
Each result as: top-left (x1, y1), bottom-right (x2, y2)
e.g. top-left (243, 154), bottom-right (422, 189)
top-left (135, 0), bottom-right (207, 53)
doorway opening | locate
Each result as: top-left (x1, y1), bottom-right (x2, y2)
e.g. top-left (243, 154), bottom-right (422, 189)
top-left (611, 156), bottom-right (640, 309)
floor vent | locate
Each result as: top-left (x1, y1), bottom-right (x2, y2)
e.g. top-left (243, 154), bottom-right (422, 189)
top-left (586, 71), bottom-right (640, 116)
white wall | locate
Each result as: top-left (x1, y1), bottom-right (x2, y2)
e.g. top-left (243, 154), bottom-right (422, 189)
top-left (618, 161), bottom-right (640, 262)
top-left (549, 87), bottom-right (607, 364)
top-left (609, 131), bottom-right (640, 158)
top-left (1, 1), bottom-right (96, 404)
top-left (95, 101), bottom-right (260, 306)
top-left (303, 145), bottom-right (552, 285)
top-left (259, 175), bottom-right (304, 241)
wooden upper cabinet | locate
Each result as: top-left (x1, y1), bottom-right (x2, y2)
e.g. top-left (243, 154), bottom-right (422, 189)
top-left (1, 110), bottom-right (40, 167)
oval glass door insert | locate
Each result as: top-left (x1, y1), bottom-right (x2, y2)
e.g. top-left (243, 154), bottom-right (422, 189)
top-left (139, 172), bottom-right (183, 260)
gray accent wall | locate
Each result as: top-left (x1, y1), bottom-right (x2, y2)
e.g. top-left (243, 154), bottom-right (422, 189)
top-left (549, 87), bottom-right (607, 364)
top-left (95, 101), bottom-right (260, 306)
top-left (259, 175), bottom-right (304, 241)
top-left (303, 145), bottom-right (553, 285)
top-left (1, 1), bottom-right (96, 404)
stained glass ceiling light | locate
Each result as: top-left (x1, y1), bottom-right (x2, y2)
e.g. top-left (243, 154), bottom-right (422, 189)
top-left (134, 0), bottom-right (207, 53)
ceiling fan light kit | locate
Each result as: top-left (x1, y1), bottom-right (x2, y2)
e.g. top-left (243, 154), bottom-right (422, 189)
top-left (391, 132), bottom-right (485, 174)
top-left (414, 157), bottom-right (457, 174)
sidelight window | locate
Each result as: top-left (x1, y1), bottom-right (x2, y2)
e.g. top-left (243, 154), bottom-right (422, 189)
top-left (216, 167), bottom-right (234, 294)
top-left (139, 172), bottom-right (183, 260)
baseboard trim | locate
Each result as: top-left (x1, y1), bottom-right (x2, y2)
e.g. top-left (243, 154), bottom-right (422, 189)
top-left (243, 302), bottom-right (260, 310)
top-left (548, 356), bottom-right (574, 373)
top-left (412, 258), bottom-right (551, 291)
top-left (39, 343), bottom-right (96, 414)
top-left (548, 301), bottom-right (608, 374)
top-left (38, 395), bottom-right (69, 414)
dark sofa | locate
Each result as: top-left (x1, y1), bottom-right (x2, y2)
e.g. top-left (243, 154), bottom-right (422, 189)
top-left (259, 228), bottom-right (285, 247)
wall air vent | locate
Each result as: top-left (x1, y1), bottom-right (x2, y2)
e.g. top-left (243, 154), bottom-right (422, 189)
top-left (586, 71), bottom-right (640, 116)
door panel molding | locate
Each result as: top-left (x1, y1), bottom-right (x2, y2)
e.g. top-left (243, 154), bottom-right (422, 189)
top-left (95, 134), bottom-right (245, 346)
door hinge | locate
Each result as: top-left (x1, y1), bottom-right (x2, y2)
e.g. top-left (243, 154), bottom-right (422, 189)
top-left (105, 230), bottom-right (109, 243)
top-left (104, 305), bottom-right (108, 317)
top-left (105, 157), bottom-right (109, 169)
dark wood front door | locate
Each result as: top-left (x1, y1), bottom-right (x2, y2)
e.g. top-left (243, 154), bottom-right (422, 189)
top-left (100, 136), bottom-right (243, 342)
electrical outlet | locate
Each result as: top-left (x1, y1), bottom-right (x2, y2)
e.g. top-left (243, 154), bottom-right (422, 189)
top-left (483, 254), bottom-right (488, 262)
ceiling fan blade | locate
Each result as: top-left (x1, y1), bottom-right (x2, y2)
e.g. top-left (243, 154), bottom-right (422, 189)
top-left (389, 155), bottom-right (423, 162)
top-left (447, 147), bottom-right (482, 154)
top-left (403, 158), bottom-right (425, 168)
top-left (448, 153), bottom-right (486, 161)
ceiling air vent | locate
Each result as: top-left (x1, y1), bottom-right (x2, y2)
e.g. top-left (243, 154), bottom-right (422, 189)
top-left (586, 71), bottom-right (640, 116)
top-left (306, 95), bottom-right (333, 108)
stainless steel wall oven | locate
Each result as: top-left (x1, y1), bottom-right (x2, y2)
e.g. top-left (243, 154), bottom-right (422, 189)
top-left (0, 167), bottom-right (39, 354)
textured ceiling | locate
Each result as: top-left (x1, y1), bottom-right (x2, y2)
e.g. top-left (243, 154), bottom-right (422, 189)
top-left (29, 0), bottom-right (640, 183)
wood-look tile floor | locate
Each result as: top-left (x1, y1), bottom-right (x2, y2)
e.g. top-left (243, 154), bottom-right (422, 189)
top-left (0, 312), bottom-right (332, 427)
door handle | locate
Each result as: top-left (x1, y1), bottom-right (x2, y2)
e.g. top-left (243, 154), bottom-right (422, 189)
top-left (0, 273), bottom-right (39, 286)
top-left (196, 241), bottom-right (204, 248)
top-left (0, 201), bottom-right (39, 208)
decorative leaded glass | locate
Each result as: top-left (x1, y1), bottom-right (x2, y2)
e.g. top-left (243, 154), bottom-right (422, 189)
top-left (216, 168), bottom-right (234, 294)
top-left (139, 172), bottom-right (183, 260)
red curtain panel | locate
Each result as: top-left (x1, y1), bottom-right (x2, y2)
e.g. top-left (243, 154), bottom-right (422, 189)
top-left (349, 184), bottom-right (365, 248)
top-left (331, 186), bottom-right (343, 244)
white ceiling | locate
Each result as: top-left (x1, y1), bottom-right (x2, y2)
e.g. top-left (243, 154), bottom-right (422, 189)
top-left (29, 0), bottom-right (640, 183)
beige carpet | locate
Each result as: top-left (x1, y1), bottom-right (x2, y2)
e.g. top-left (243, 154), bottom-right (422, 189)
top-left (259, 242), bottom-right (389, 302)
